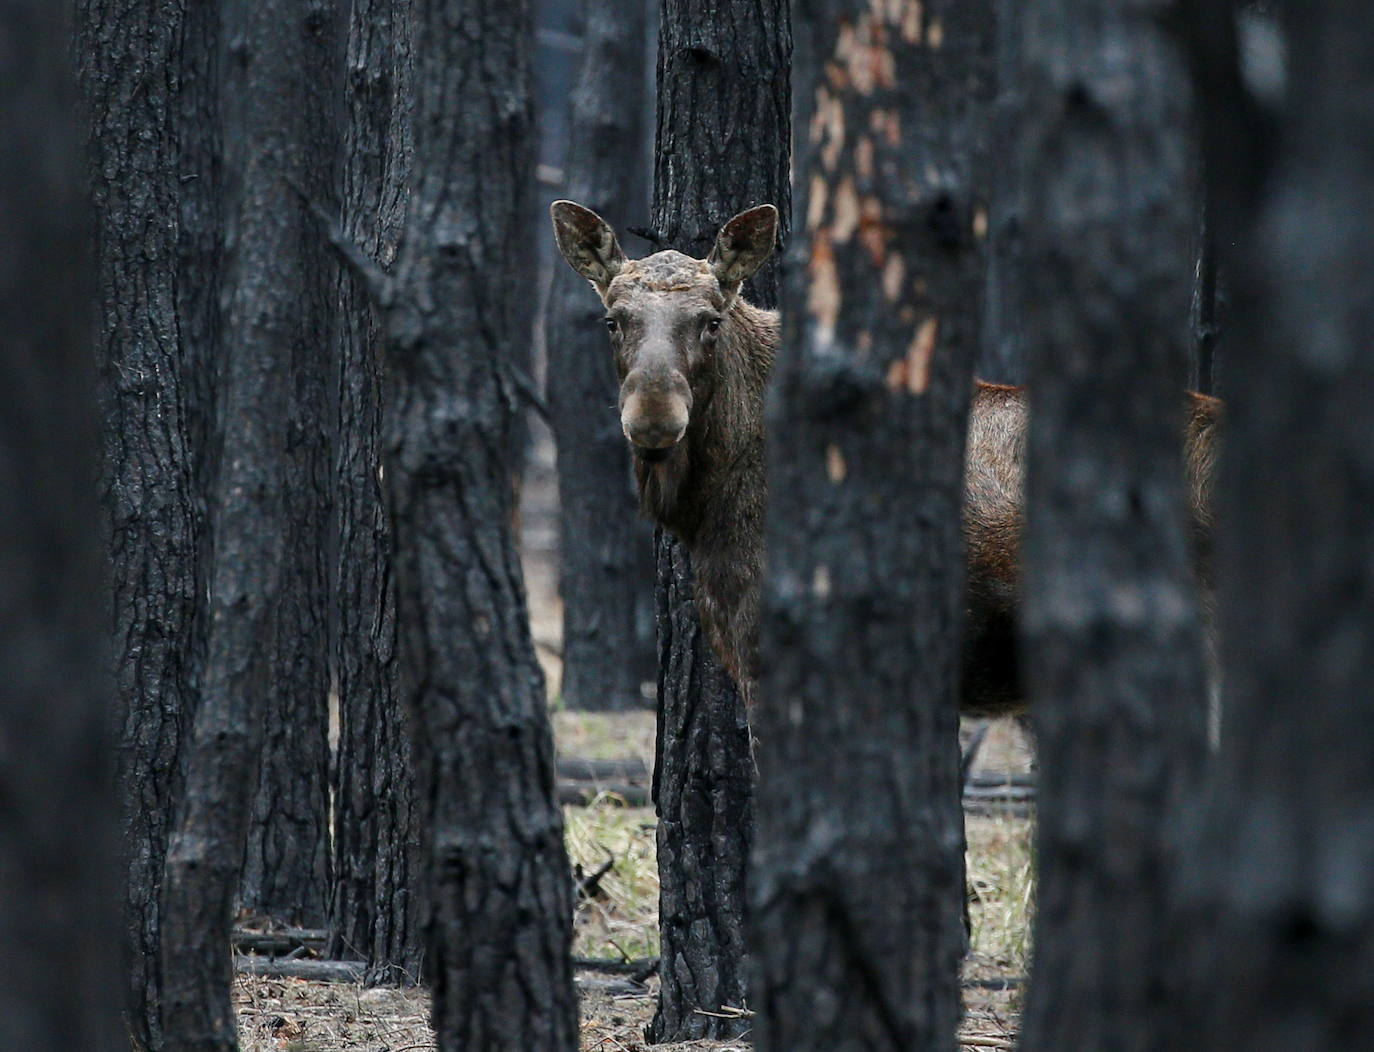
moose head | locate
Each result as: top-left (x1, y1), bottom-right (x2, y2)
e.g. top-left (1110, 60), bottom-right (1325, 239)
top-left (550, 201), bottom-right (778, 465)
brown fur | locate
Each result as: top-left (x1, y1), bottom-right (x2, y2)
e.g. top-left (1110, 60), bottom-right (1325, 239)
top-left (551, 203), bottom-right (779, 696)
top-left (961, 382), bottom-right (1223, 716)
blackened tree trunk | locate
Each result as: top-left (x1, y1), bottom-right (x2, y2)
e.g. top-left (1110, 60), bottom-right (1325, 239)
top-left (0, 4), bottom-right (121, 1046)
top-left (1013, 2), bottom-right (1211, 1049)
top-left (160, 1), bottom-right (330, 1047)
top-left (329, 0), bottom-right (425, 983)
top-left (239, 0), bottom-right (342, 933)
top-left (546, 0), bottom-right (653, 712)
top-left (750, 3), bottom-right (993, 1049)
top-left (371, 0), bottom-right (578, 1046)
top-left (645, 1), bottom-right (790, 1041)
top-left (981, 0), bottom-right (1027, 385)
top-left (74, 1), bottom-right (201, 1045)
top-left (1171, 4), bottom-right (1374, 1048)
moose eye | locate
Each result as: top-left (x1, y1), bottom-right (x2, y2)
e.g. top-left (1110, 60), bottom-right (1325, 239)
top-left (704, 317), bottom-right (722, 338)
top-left (604, 317), bottom-right (619, 334)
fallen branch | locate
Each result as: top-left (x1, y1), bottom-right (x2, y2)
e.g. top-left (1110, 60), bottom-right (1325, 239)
top-left (558, 782), bottom-right (651, 807)
top-left (233, 956), bottom-right (365, 983)
top-left (958, 1037), bottom-right (1015, 1050)
top-left (556, 756), bottom-right (651, 782)
top-left (231, 928), bottom-right (329, 956)
top-left (574, 956), bottom-right (660, 982)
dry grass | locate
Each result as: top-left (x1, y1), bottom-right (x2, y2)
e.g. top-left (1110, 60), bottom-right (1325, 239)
top-left (234, 710), bottom-right (1035, 1049)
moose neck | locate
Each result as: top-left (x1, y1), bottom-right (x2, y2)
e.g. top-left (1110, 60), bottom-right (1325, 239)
top-left (634, 298), bottom-right (778, 548)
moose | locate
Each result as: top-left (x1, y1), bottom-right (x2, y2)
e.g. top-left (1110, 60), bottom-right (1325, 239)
top-left (550, 200), bottom-right (1222, 716)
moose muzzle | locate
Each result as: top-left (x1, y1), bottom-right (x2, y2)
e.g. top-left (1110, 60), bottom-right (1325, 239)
top-left (620, 369), bottom-right (691, 461)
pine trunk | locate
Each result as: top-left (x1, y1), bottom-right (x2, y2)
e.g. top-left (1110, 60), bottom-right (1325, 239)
top-left (1174, 4), bottom-right (1374, 1047)
top-left (239, 0), bottom-right (341, 932)
top-left (379, 0), bottom-right (578, 1046)
top-left (74, 0), bottom-right (202, 1045)
top-left (546, 0), bottom-right (654, 713)
top-left (160, 2), bottom-right (332, 1047)
top-left (750, 2), bottom-right (994, 1048)
top-left (646, 0), bottom-right (790, 1040)
top-left (329, 0), bottom-right (425, 983)
top-left (1014, 1), bottom-right (1210, 1049)
top-left (0, 3), bottom-right (121, 1046)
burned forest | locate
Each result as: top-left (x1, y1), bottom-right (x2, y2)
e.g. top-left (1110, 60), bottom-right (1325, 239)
top-left (7, 1), bottom-right (1373, 1050)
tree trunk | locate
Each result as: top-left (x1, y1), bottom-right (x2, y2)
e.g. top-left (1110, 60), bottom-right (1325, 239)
top-left (329, 0), bottom-right (425, 983)
top-left (239, 0), bottom-right (342, 933)
top-left (750, 3), bottom-right (993, 1049)
top-left (73, 0), bottom-right (202, 1045)
top-left (645, 0), bottom-right (790, 1041)
top-left (376, 0), bottom-right (578, 1047)
top-left (981, 0), bottom-right (1027, 386)
top-left (1013, 1), bottom-right (1210, 1049)
top-left (160, 2), bottom-right (332, 1047)
top-left (0, 4), bottom-right (121, 1046)
top-left (546, 0), bottom-right (654, 712)
top-left (1172, 3), bottom-right (1374, 1047)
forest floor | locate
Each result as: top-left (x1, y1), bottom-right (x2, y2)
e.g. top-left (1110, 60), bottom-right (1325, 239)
top-left (232, 711), bottom-right (1031, 1052)
top-left (231, 426), bottom-right (1030, 1050)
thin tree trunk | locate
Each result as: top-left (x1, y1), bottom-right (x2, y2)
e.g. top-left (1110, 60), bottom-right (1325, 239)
top-left (646, 0), bottom-right (790, 1040)
top-left (546, 0), bottom-right (653, 713)
top-left (160, 2), bottom-right (330, 1047)
top-left (1173, 3), bottom-right (1374, 1047)
top-left (239, 0), bottom-right (342, 933)
top-left (1013, 1), bottom-right (1210, 1049)
top-left (751, 3), bottom-right (994, 1048)
top-left (0, 3), bottom-right (121, 1046)
top-left (981, 0), bottom-right (1027, 386)
top-left (74, 1), bottom-right (200, 1045)
top-left (329, 0), bottom-right (425, 983)
top-left (375, 0), bottom-right (578, 1046)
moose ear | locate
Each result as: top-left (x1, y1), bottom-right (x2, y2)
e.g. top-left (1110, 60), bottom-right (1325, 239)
top-left (550, 200), bottom-right (626, 294)
top-left (708, 204), bottom-right (779, 296)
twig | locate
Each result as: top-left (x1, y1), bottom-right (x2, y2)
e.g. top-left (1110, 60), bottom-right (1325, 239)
top-left (234, 956), bottom-right (365, 983)
top-left (286, 177), bottom-right (392, 307)
top-left (958, 1037), bottom-right (1015, 1050)
top-left (692, 1005), bottom-right (755, 1019)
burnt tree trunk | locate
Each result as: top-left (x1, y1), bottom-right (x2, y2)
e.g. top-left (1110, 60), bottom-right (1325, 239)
top-left (0, 3), bottom-right (121, 1046)
top-left (750, 3), bottom-right (994, 1049)
top-left (981, 0), bottom-right (1027, 385)
top-left (74, 0), bottom-right (202, 1045)
top-left (1171, 3), bottom-right (1374, 1047)
top-left (1013, 1), bottom-right (1211, 1049)
top-left (160, 1), bottom-right (329, 1047)
top-left (646, 0), bottom-right (790, 1041)
top-left (371, 0), bottom-right (578, 1046)
top-left (238, 0), bottom-right (342, 933)
top-left (546, 0), bottom-right (653, 713)
top-left (328, 0), bottom-right (424, 983)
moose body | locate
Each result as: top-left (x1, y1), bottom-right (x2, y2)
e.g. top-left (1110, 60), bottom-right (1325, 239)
top-left (551, 202), bottom-right (1222, 716)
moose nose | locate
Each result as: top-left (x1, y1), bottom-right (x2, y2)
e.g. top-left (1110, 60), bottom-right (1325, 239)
top-left (622, 416), bottom-right (686, 452)
top-left (620, 369), bottom-right (691, 456)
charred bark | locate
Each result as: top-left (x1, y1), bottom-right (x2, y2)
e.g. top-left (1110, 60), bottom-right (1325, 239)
top-left (239, 0), bottom-right (342, 933)
top-left (1171, 3), bottom-right (1374, 1047)
top-left (73, 0), bottom-right (203, 1045)
top-left (546, 0), bottom-right (654, 712)
top-left (329, 0), bottom-right (425, 983)
top-left (1013, 2), bottom-right (1211, 1049)
top-left (0, 4), bottom-right (121, 1046)
top-left (645, 0), bottom-right (790, 1042)
top-left (375, 1), bottom-right (578, 1047)
top-left (750, 2), bottom-right (993, 1049)
top-left (981, 0), bottom-right (1027, 385)
top-left (160, 2), bottom-right (332, 1048)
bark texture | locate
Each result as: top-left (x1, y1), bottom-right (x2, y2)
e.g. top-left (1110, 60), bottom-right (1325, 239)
top-left (981, 0), bottom-right (1027, 385)
top-left (239, 0), bottom-right (342, 932)
top-left (74, 0), bottom-right (203, 1045)
top-left (329, 0), bottom-right (424, 983)
top-left (546, 0), bottom-right (654, 712)
top-left (378, 0), bottom-right (578, 1046)
top-left (1014, 2), bottom-right (1211, 1049)
top-left (0, 3), bottom-right (121, 1046)
top-left (1172, 4), bottom-right (1374, 1047)
top-left (160, 2), bottom-right (329, 1047)
top-left (750, 2), bottom-right (993, 1049)
top-left (647, 0), bottom-right (790, 1040)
